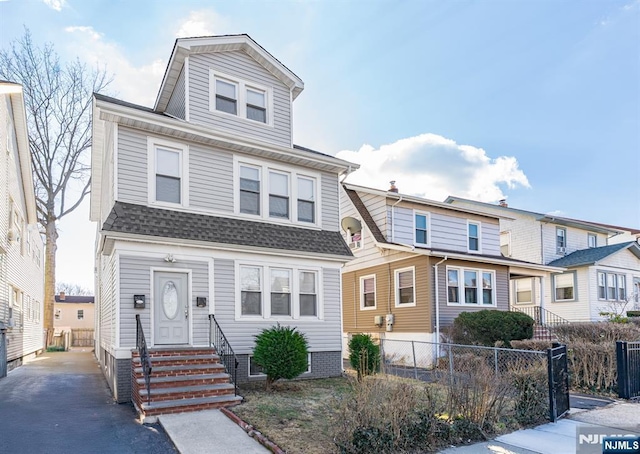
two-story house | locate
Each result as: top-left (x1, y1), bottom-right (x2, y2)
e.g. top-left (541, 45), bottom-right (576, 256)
top-left (91, 35), bottom-right (357, 415)
top-left (340, 183), bottom-right (560, 365)
top-left (445, 197), bottom-right (640, 322)
top-left (0, 81), bottom-right (45, 377)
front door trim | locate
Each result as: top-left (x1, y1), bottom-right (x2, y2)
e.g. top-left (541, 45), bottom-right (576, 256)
top-left (150, 267), bottom-right (192, 346)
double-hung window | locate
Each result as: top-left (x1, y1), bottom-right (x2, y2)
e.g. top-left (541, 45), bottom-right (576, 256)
top-left (360, 276), bottom-right (376, 309)
top-left (447, 267), bottom-right (496, 306)
top-left (297, 177), bottom-right (315, 223)
top-left (598, 271), bottom-right (627, 301)
top-left (155, 147), bottom-right (182, 204)
top-left (588, 233), bottom-right (597, 248)
top-left (414, 212), bottom-right (429, 246)
top-left (556, 227), bottom-right (567, 253)
top-left (269, 171), bottom-right (290, 219)
top-left (215, 78), bottom-right (238, 115)
top-left (240, 266), bottom-right (262, 316)
top-left (515, 278), bottom-right (533, 304)
top-left (553, 273), bottom-right (575, 301)
top-left (77, 310), bottom-right (84, 320)
top-left (246, 88), bottom-right (266, 123)
top-left (299, 271), bottom-right (317, 316)
top-left (239, 165), bottom-right (261, 215)
top-left (395, 267), bottom-right (415, 307)
top-left (468, 221), bottom-right (480, 252)
top-left (270, 269), bottom-right (292, 316)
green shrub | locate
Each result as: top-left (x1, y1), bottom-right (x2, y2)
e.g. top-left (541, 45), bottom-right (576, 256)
top-left (348, 334), bottom-right (380, 380)
top-left (46, 345), bottom-right (65, 352)
top-left (451, 310), bottom-right (534, 347)
top-left (553, 323), bottom-right (640, 344)
top-left (252, 324), bottom-right (309, 390)
top-left (626, 311), bottom-right (640, 318)
top-left (509, 361), bottom-right (549, 426)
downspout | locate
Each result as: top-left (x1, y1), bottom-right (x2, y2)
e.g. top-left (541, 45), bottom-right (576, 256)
top-left (390, 196), bottom-right (403, 242)
top-left (433, 256), bottom-right (448, 353)
top-left (339, 166), bottom-right (354, 184)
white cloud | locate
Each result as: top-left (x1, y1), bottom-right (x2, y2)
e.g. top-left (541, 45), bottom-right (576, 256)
top-left (337, 133), bottom-right (530, 203)
top-left (43, 0), bottom-right (66, 11)
top-left (174, 10), bottom-right (232, 38)
top-left (64, 26), bottom-right (165, 106)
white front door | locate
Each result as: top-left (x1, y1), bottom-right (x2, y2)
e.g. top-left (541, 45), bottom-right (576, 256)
top-left (154, 271), bottom-right (189, 345)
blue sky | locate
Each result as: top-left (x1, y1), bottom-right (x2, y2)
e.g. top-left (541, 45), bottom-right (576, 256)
top-left (1, 0), bottom-right (639, 290)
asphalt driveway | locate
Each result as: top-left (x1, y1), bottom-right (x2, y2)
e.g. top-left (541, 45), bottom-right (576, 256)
top-left (0, 349), bottom-right (176, 454)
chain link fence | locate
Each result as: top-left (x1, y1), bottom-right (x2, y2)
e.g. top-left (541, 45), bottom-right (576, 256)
top-left (379, 338), bottom-right (547, 381)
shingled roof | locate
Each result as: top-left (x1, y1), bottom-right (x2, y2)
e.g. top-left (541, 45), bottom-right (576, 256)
top-left (547, 242), bottom-right (640, 267)
top-left (102, 202), bottom-right (353, 257)
top-left (343, 187), bottom-right (388, 243)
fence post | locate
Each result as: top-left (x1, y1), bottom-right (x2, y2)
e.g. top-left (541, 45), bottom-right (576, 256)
top-left (448, 344), bottom-right (454, 378)
top-left (411, 341), bottom-right (418, 380)
top-left (380, 339), bottom-right (385, 374)
top-left (616, 341), bottom-right (629, 399)
top-left (547, 346), bottom-right (556, 422)
top-left (494, 348), bottom-right (499, 376)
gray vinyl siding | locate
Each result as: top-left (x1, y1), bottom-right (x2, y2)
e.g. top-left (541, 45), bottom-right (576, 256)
top-left (213, 259), bottom-right (342, 354)
top-left (431, 213), bottom-right (467, 250)
top-left (188, 52), bottom-right (292, 147)
top-left (165, 67), bottom-right (186, 120)
top-left (189, 143), bottom-right (233, 212)
top-left (435, 262), bottom-right (509, 327)
top-left (389, 206), bottom-right (413, 244)
top-left (117, 126), bottom-right (147, 204)
top-left (321, 171), bottom-right (339, 231)
top-left (118, 255), bottom-right (210, 348)
top-left (99, 253), bottom-right (117, 350)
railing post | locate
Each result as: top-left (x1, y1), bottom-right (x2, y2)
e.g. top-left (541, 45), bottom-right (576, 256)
top-left (617, 341), bottom-right (629, 399)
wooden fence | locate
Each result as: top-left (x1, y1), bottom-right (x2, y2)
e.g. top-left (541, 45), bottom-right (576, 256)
top-left (72, 329), bottom-right (94, 347)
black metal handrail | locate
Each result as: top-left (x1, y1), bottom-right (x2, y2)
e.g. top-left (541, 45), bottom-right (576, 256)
top-left (135, 314), bottom-right (153, 405)
top-left (209, 314), bottom-right (239, 396)
top-left (512, 305), bottom-right (570, 327)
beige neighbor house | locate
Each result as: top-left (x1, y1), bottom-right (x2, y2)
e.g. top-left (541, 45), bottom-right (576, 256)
top-left (340, 183), bottom-right (560, 366)
top-left (91, 35), bottom-right (357, 417)
top-left (53, 292), bottom-right (95, 349)
top-left (0, 81), bottom-right (45, 377)
top-left (445, 197), bottom-right (640, 322)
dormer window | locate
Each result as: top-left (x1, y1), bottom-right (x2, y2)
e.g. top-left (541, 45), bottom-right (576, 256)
top-left (215, 79), bottom-right (238, 115)
top-left (210, 71), bottom-right (272, 125)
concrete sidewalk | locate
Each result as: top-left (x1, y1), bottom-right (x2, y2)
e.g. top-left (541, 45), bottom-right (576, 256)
top-left (440, 402), bottom-right (640, 454)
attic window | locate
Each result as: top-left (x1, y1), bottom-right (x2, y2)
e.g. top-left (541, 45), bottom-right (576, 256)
top-left (215, 79), bottom-right (238, 115)
top-left (246, 88), bottom-right (266, 123)
top-left (210, 71), bottom-right (272, 126)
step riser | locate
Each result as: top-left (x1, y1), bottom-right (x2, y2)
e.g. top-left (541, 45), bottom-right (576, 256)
top-left (134, 359), bottom-right (221, 368)
top-left (136, 377), bottom-right (230, 389)
top-left (133, 349), bottom-right (216, 357)
top-left (140, 389), bottom-right (235, 401)
top-left (142, 400), bottom-right (240, 416)
top-left (134, 368), bottom-right (225, 379)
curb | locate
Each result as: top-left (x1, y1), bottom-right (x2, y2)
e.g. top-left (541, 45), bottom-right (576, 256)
top-left (220, 407), bottom-right (286, 454)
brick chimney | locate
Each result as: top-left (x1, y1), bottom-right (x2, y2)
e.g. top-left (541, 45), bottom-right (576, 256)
top-left (59, 291), bottom-right (65, 301)
top-left (498, 199), bottom-right (508, 207)
top-left (389, 181), bottom-right (398, 193)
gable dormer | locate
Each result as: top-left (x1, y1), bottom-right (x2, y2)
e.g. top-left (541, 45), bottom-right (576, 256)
top-left (155, 35), bottom-right (303, 149)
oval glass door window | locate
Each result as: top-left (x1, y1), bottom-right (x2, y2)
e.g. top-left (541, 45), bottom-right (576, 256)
top-left (162, 281), bottom-right (179, 320)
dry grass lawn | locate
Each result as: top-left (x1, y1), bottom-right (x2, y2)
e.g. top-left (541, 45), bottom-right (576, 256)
top-left (231, 376), bottom-right (352, 454)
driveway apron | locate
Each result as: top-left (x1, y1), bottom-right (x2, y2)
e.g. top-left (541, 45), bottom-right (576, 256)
top-left (0, 350), bottom-right (176, 454)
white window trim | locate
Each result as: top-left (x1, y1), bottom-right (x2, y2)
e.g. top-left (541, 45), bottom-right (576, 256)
top-left (514, 278), bottom-right (535, 305)
top-left (233, 156), bottom-right (321, 228)
top-left (467, 220), bottom-right (482, 253)
top-left (597, 271), bottom-right (627, 302)
top-left (588, 233), bottom-right (597, 248)
top-left (394, 266), bottom-right (416, 308)
top-left (413, 210), bottom-right (430, 247)
top-left (270, 267), bottom-right (293, 318)
top-left (556, 227), bottom-right (567, 253)
top-left (147, 137), bottom-right (189, 208)
top-left (209, 70), bottom-right (274, 127)
top-left (446, 266), bottom-right (497, 307)
top-left (360, 275), bottom-right (377, 311)
top-left (235, 261), bottom-right (324, 321)
top-left (552, 271), bottom-right (577, 302)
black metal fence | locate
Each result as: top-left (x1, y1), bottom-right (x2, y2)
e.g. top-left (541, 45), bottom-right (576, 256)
top-left (617, 340), bottom-right (640, 400)
top-left (209, 315), bottom-right (239, 395)
top-left (547, 343), bottom-right (570, 421)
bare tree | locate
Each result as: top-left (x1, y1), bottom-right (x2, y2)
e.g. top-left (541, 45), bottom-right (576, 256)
top-left (55, 282), bottom-right (93, 296)
top-left (0, 29), bottom-right (110, 345)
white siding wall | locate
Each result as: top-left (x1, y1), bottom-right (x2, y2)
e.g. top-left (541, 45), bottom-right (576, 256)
top-left (117, 126), bottom-right (147, 205)
top-left (188, 52), bottom-right (292, 148)
top-left (546, 268), bottom-right (591, 322)
top-left (166, 67), bottom-right (186, 120)
top-left (321, 172), bottom-right (340, 231)
top-left (590, 250), bottom-right (640, 320)
top-left (189, 143), bottom-right (233, 212)
top-left (98, 252), bottom-right (117, 351)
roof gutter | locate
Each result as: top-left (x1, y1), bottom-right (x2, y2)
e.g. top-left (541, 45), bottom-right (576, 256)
top-left (390, 196), bottom-right (404, 243)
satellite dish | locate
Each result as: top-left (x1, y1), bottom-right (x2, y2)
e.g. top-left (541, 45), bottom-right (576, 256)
top-left (341, 217), bottom-right (362, 233)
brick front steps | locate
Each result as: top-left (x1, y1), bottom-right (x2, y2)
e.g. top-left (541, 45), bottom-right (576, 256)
top-left (132, 347), bottom-right (241, 421)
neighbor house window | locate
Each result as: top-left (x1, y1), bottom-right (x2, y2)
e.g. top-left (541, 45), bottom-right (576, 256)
top-left (447, 267), bottom-right (496, 306)
top-left (269, 171), bottom-right (290, 219)
top-left (55, 309), bottom-right (60, 320)
top-left (588, 233), bottom-right (597, 248)
top-left (239, 165), bottom-right (261, 215)
top-left (270, 268), bottom-right (291, 316)
top-left (553, 273), bottom-right (575, 301)
top-left (556, 227), bottom-right (567, 253)
top-left (500, 231), bottom-right (511, 257)
top-left (468, 221), bottom-right (480, 252)
top-left (395, 267), bottom-right (415, 307)
top-left (297, 177), bottom-right (315, 223)
top-left (77, 310), bottom-right (84, 320)
top-left (240, 266), bottom-right (262, 316)
top-left (598, 271), bottom-right (627, 301)
top-left (360, 275), bottom-right (376, 310)
top-left (299, 271), bottom-right (317, 316)
top-left (215, 78), bottom-right (238, 115)
top-left (515, 278), bottom-right (533, 304)
top-left (414, 212), bottom-right (429, 246)
top-left (246, 88), bottom-right (266, 123)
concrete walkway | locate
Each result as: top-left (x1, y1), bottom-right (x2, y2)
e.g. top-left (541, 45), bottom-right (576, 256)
top-left (440, 402), bottom-right (640, 454)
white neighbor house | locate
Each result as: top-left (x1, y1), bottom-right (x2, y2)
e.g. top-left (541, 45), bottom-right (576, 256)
top-left (445, 197), bottom-right (640, 322)
top-left (91, 35), bottom-right (357, 404)
top-left (0, 81), bottom-right (45, 375)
